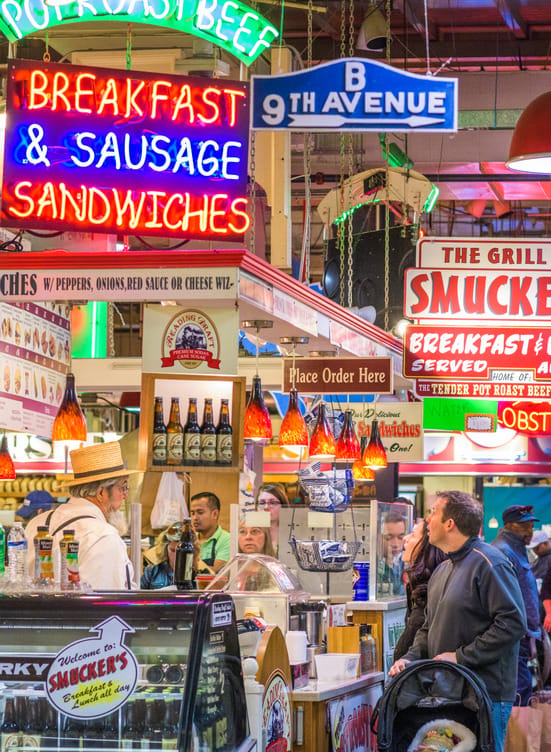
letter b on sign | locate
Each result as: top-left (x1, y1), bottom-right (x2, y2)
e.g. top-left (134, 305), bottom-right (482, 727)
top-left (345, 62), bottom-right (365, 91)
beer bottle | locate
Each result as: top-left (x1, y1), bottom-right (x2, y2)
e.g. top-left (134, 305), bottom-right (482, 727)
top-left (141, 699), bottom-right (162, 750)
top-left (41, 699), bottom-right (58, 750)
top-left (173, 519), bottom-right (196, 590)
top-left (121, 699), bottom-right (141, 750)
top-left (215, 399), bottom-right (232, 466)
top-left (183, 398), bottom-right (200, 466)
top-left (161, 696), bottom-right (178, 750)
top-left (152, 397), bottom-right (168, 466)
top-left (166, 398), bottom-right (184, 466)
top-left (200, 399), bottom-right (216, 466)
top-left (1, 695), bottom-right (20, 752)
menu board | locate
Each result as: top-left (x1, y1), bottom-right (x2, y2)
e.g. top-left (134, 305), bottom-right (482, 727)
top-left (0, 301), bottom-right (71, 435)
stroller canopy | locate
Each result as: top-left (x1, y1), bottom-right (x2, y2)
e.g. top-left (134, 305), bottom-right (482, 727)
top-left (372, 660), bottom-right (494, 752)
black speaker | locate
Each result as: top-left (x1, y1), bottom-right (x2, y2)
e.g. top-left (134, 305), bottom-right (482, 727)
top-left (322, 225), bottom-right (417, 329)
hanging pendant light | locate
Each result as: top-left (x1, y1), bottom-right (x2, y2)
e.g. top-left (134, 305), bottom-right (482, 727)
top-left (353, 437), bottom-right (375, 480)
top-left (244, 374), bottom-right (272, 442)
top-left (362, 419), bottom-right (387, 469)
top-left (52, 372), bottom-right (87, 442)
top-left (242, 320), bottom-right (273, 443)
top-left (279, 387), bottom-right (308, 451)
top-left (309, 401), bottom-right (336, 460)
top-left (0, 435), bottom-right (16, 480)
top-left (279, 336), bottom-right (309, 452)
top-left (506, 91), bottom-right (551, 173)
top-left (336, 410), bottom-right (361, 461)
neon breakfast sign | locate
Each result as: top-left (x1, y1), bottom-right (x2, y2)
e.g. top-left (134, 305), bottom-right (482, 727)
top-left (1, 59), bottom-right (250, 240)
top-left (0, 0), bottom-right (278, 65)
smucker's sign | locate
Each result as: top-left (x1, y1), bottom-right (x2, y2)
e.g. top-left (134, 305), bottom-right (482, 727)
top-left (46, 616), bottom-right (138, 719)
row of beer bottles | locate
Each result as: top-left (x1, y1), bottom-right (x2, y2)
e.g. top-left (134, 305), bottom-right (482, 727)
top-left (1, 693), bottom-right (180, 749)
top-left (153, 397), bottom-right (232, 467)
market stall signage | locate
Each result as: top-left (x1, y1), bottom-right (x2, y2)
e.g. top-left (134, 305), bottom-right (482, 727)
top-left (46, 616), bottom-right (138, 719)
top-left (404, 324), bottom-right (551, 381)
top-left (328, 684), bottom-right (380, 752)
top-left (262, 669), bottom-right (292, 752)
top-left (423, 398), bottom-right (497, 432)
top-left (404, 268), bottom-right (551, 322)
top-left (1, 60), bottom-right (250, 241)
top-left (414, 380), bottom-right (551, 400)
top-left (416, 237), bottom-right (551, 270)
top-left (251, 58), bottom-right (457, 131)
top-left (0, 0), bottom-right (277, 65)
top-left (282, 357), bottom-right (393, 394)
top-left (498, 401), bottom-right (551, 435)
top-left (0, 267), bottom-right (238, 303)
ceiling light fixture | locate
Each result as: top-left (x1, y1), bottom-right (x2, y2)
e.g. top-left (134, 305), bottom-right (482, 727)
top-left (309, 401), bottom-right (336, 460)
top-left (507, 92), bottom-right (551, 173)
top-left (52, 372), bottom-right (87, 443)
top-left (0, 434), bottom-right (16, 480)
top-left (336, 409), bottom-right (361, 461)
top-left (242, 320), bottom-right (273, 443)
top-left (356, 3), bottom-right (387, 53)
top-left (279, 336), bottom-right (309, 452)
top-left (362, 418), bottom-right (388, 469)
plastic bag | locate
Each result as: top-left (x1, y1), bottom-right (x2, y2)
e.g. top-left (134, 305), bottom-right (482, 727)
top-left (150, 472), bottom-right (188, 529)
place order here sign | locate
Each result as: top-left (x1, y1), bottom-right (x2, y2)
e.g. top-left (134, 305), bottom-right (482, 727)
top-left (404, 238), bottom-right (551, 399)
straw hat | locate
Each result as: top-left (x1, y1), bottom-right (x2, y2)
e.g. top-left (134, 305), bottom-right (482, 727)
top-left (61, 441), bottom-right (138, 488)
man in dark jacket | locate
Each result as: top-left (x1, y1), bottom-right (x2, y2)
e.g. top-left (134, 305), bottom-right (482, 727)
top-left (389, 491), bottom-right (526, 752)
top-left (492, 504), bottom-right (542, 706)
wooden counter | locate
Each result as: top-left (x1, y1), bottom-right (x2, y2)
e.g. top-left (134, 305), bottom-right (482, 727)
top-left (291, 672), bottom-right (384, 752)
top-left (346, 598), bottom-right (407, 674)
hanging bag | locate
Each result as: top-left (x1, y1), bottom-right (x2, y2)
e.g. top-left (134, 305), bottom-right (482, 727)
top-left (150, 472), bottom-right (189, 529)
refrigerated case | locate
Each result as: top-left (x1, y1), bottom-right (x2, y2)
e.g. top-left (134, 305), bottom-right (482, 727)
top-left (0, 591), bottom-right (254, 752)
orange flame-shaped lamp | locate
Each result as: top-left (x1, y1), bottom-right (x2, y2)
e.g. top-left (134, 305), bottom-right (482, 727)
top-left (362, 419), bottom-right (387, 469)
top-left (336, 410), bottom-right (361, 461)
top-left (353, 436), bottom-right (375, 479)
top-left (279, 387), bottom-right (308, 450)
top-left (244, 374), bottom-right (272, 442)
top-left (309, 401), bottom-right (336, 460)
top-left (52, 372), bottom-right (87, 442)
top-left (0, 434), bottom-right (16, 480)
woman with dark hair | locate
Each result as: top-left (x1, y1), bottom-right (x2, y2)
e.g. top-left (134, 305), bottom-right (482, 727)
top-left (393, 519), bottom-right (447, 661)
top-left (255, 482), bottom-right (289, 554)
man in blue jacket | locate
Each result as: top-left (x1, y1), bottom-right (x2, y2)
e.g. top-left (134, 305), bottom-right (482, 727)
top-left (492, 504), bottom-right (542, 706)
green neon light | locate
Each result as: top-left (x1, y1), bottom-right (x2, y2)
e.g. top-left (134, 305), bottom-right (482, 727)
top-left (0, 0), bottom-right (278, 65)
top-left (334, 198), bottom-right (382, 225)
top-left (71, 302), bottom-right (108, 359)
top-left (423, 184), bottom-right (439, 213)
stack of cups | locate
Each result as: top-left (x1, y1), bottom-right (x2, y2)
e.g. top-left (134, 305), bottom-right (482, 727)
top-left (285, 630), bottom-right (308, 664)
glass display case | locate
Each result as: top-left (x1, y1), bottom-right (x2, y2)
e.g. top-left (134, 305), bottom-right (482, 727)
top-left (372, 500), bottom-right (414, 600)
top-left (207, 554), bottom-right (311, 634)
top-left (0, 591), bottom-right (255, 752)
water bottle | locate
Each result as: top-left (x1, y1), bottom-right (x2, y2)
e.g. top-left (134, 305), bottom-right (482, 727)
top-left (8, 522), bottom-right (28, 586)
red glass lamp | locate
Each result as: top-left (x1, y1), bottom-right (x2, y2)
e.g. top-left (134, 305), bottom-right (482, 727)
top-left (279, 388), bottom-right (308, 450)
top-left (352, 436), bottom-right (375, 479)
top-left (52, 372), bottom-right (87, 442)
top-left (242, 319), bottom-right (273, 443)
top-left (0, 435), bottom-right (16, 480)
top-left (309, 402), bottom-right (336, 460)
top-left (362, 419), bottom-right (387, 469)
top-left (336, 410), bottom-right (361, 461)
top-left (244, 374), bottom-right (272, 442)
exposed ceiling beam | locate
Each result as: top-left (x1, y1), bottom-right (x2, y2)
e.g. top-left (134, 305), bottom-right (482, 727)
top-left (496, 0), bottom-right (528, 39)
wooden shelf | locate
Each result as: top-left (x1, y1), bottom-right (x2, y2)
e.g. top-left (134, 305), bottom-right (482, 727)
top-left (145, 464), bottom-right (239, 473)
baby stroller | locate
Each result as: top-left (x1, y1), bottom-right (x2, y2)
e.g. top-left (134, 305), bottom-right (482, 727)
top-left (371, 660), bottom-right (494, 752)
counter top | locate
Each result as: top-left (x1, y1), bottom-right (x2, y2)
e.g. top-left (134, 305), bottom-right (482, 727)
top-left (345, 598), bottom-right (406, 612)
top-left (291, 671), bottom-right (385, 702)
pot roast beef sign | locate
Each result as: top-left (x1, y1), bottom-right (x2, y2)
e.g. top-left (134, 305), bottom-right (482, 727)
top-left (46, 616), bottom-right (138, 719)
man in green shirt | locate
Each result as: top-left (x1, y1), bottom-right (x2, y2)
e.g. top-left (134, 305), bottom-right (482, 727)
top-left (190, 492), bottom-right (230, 574)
